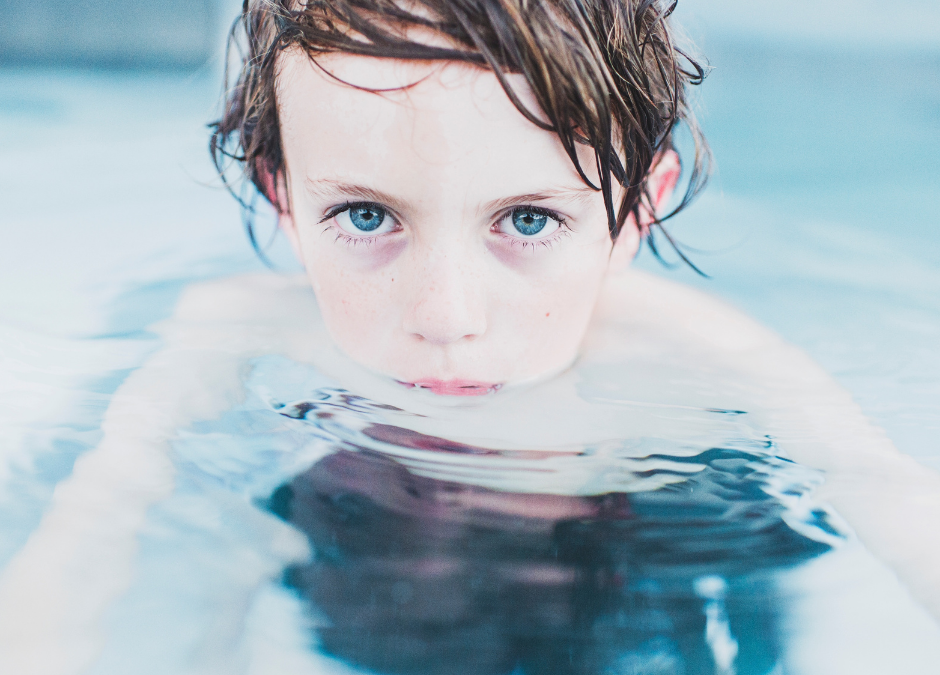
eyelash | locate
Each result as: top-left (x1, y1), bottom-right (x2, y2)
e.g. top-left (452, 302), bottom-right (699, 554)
top-left (318, 202), bottom-right (570, 250)
top-left (319, 201), bottom-right (398, 248)
top-left (493, 205), bottom-right (570, 251)
top-left (319, 202), bottom-right (355, 223)
top-left (332, 232), bottom-right (374, 248)
top-left (500, 229), bottom-right (571, 251)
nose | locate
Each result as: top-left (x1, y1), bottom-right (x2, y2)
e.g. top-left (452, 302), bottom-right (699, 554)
top-left (401, 249), bottom-right (487, 345)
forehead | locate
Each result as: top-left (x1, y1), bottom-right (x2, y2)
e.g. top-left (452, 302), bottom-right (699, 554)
top-left (274, 49), bottom-right (596, 191)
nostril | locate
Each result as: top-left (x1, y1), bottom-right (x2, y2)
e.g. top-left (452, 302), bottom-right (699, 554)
top-left (408, 328), bottom-right (483, 346)
top-left (405, 310), bottom-right (486, 345)
top-left (402, 299), bottom-right (487, 345)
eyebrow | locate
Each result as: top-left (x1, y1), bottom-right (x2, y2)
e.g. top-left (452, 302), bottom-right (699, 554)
top-left (304, 179), bottom-right (410, 214)
top-left (304, 178), bottom-right (598, 216)
top-left (483, 188), bottom-right (597, 214)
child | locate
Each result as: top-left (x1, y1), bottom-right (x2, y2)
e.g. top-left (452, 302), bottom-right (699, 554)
top-left (3, 0), bottom-right (940, 672)
top-left (208, 0), bottom-right (708, 396)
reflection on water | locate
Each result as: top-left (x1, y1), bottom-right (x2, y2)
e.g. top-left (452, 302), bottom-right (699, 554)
top-left (244, 365), bottom-right (843, 675)
top-left (271, 451), bottom-right (830, 675)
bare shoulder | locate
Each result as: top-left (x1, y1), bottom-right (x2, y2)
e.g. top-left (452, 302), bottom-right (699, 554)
top-left (602, 269), bottom-right (940, 620)
top-left (597, 268), bottom-right (792, 353)
top-left (161, 272), bottom-right (319, 337)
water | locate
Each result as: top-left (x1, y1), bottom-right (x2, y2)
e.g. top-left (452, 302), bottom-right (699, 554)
top-left (256, 365), bottom-right (836, 675)
top-left (2, 272), bottom-right (940, 673)
top-left (2, 25), bottom-right (940, 675)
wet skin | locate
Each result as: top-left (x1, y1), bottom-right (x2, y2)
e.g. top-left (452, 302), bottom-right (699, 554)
top-left (274, 51), bottom-right (679, 394)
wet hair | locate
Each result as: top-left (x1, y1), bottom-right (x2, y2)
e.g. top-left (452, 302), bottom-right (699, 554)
top-left (209, 0), bottom-right (711, 269)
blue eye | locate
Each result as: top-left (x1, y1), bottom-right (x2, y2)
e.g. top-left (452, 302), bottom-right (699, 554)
top-left (494, 207), bottom-right (562, 241)
top-left (512, 209), bottom-right (548, 236)
top-left (332, 202), bottom-right (398, 238)
top-left (348, 205), bottom-right (386, 232)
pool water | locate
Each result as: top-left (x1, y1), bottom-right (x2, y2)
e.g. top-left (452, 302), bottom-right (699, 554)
top-left (1, 26), bottom-right (939, 675)
top-left (93, 354), bottom-right (846, 675)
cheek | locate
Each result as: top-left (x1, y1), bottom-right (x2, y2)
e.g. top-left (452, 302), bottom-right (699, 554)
top-left (494, 240), bottom-right (612, 356)
top-left (303, 252), bottom-right (396, 353)
top-left (298, 227), bottom-right (407, 335)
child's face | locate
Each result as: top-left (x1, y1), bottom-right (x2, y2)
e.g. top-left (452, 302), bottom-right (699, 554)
top-left (276, 51), bottom-right (673, 396)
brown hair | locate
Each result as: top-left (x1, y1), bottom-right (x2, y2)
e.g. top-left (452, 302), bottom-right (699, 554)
top-left (209, 0), bottom-right (710, 268)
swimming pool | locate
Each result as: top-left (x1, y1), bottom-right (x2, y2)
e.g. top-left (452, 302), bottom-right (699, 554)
top-left (1, 14), bottom-right (939, 675)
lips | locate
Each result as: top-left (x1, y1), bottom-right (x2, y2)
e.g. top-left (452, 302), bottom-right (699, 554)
top-left (398, 379), bottom-right (502, 396)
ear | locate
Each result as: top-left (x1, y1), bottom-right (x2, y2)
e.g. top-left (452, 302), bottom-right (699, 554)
top-left (257, 160), bottom-right (303, 262)
top-left (608, 149), bottom-right (681, 272)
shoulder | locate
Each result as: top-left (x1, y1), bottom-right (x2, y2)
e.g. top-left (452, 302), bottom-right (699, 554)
top-left (599, 269), bottom-right (940, 620)
top-left (596, 268), bottom-right (788, 352)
